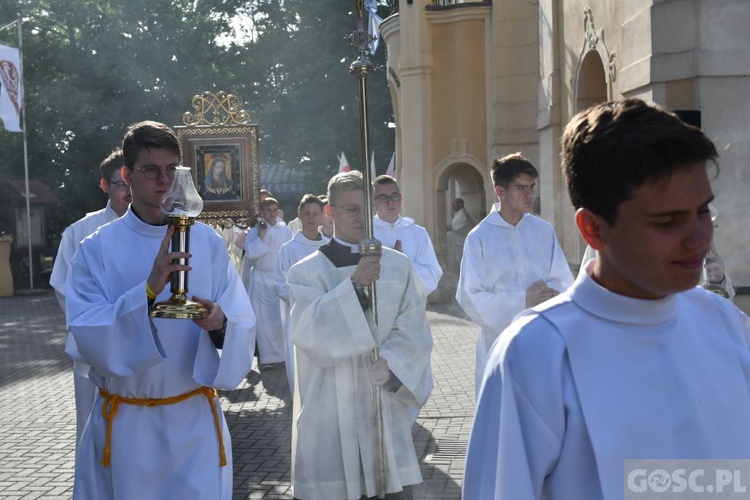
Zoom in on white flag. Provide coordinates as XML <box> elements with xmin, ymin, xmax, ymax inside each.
<box><xmin>385</xmin><ymin>152</ymin><xmax>396</xmax><ymax>178</ymax></box>
<box><xmin>368</xmin><ymin>12</ymin><xmax>383</xmax><ymax>55</ymax></box>
<box><xmin>338</xmin><ymin>152</ymin><xmax>352</xmax><ymax>173</ymax></box>
<box><xmin>0</xmin><ymin>44</ymin><xmax>22</xmax><ymax>132</ymax></box>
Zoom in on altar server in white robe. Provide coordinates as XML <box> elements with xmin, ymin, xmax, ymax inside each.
<box><xmin>65</xmin><ymin>121</ymin><xmax>256</xmax><ymax>500</ymax></box>
<box><xmin>456</xmin><ymin>153</ymin><xmax>573</xmax><ymax>395</ymax></box>
<box><xmin>372</xmin><ymin>175</ymin><xmax>443</xmax><ymax>296</ymax></box>
<box><xmin>49</xmin><ymin>148</ymin><xmax>131</xmax><ymax>445</ymax></box>
<box><xmin>464</xmin><ymin>99</ymin><xmax>750</xmax><ymax>499</ymax></box>
<box><xmin>275</xmin><ymin>194</ymin><xmax>329</xmax><ymax>393</ymax></box>
<box><xmin>372</xmin><ymin>175</ymin><xmax>440</xmax><ymax>422</ymax></box>
<box><xmin>287</xmin><ymin>170</ymin><xmax>432</xmax><ymax>500</ymax></box>
<box><xmin>236</xmin><ymin>197</ymin><xmax>292</xmax><ymax>368</ymax></box>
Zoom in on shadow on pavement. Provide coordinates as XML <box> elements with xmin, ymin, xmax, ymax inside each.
<box><xmin>0</xmin><ymin>291</ymin><xmax>71</xmax><ymax>388</ymax></box>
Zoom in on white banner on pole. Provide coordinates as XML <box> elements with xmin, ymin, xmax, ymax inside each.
<box><xmin>0</xmin><ymin>43</ymin><xmax>22</xmax><ymax>132</ymax></box>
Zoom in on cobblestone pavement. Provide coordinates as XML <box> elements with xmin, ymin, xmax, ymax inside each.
<box><xmin>0</xmin><ymin>291</ymin><xmax>477</xmax><ymax>499</ymax></box>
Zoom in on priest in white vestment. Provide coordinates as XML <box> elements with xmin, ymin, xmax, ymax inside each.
<box><xmin>464</xmin><ymin>99</ymin><xmax>750</xmax><ymax>500</ymax></box>
<box><xmin>274</xmin><ymin>194</ymin><xmax>329</xmax><ymax>393</ymax></box>
<box><xmin>65</xmin><ymin>121</ymin><xmax>256</xmax><ymax>500</ymax></box>
<box><xmin>456</xmin><ymin>153</ymin><xmax>573</xmax><ymax>395</ymax></box>
<box><xmin>49</xmin><ymin>148</ymin><xmax>131</xmax><ymax>446</ymax></box>
<box><xmin>287</xmin><ymin>171</ymin><xmax>432</xmax><ymax>500</ymax></box>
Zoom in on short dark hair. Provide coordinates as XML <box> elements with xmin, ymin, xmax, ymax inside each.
<box><xmin>561</xmin><ymin>98</ymin><xmax>718</xmax><ymax>225</ymax></box>
<box><xmin>99</xmin><ymin>148</ymin><xmax>123</xmax><ymax>182</ymax></box>
<box><xmin>491</xmin><ymin>153</ymin><xmax>539</xmax><ymax>188</ymax></box>
<box><xmin>372</xmin><ymin>175</ymin><xmax>398</xmax><ymax>188</ymax></box>
<box><xmin>122</xmin><ymin>121</ymin><xmax>180</xmax><ymax>168</ymax></box>
<box><xmin>260</xmin><ymin>198</ymin><xmax>279</xmax><ymax>211</ymax></box>
<box><xmin>298</xmin><ymin>194</ymin><xmax>324</xmax><ymax>213</ymax></box>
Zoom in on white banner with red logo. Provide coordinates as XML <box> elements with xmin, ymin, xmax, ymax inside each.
<box><xmin>0</xmin><ymin>43</ymin><xmax>22</xmax><ymax>132</ymax></box>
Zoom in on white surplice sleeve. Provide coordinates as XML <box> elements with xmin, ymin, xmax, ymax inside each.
<box><xmin>547</xmin><ymin>236</ymin><xmax>575</xmax><ymax>293</ymax></box>
<box><xmin>65</xmin><ymin>239</ymin><xmax>165</xmax><ymax>378</ymax></box>
<box><xmin>49</xmin><ymin>224</ymin><xmax>77</xmax><ymax>309</ymax></box>
<box><xmin>464</xmin><ymin>316</ymin><xmax>566</xmax><ymax>500</ymax></box>
<box><xmin>288</xmin><ymin>264</ymin><xmax>378</xmax><ymax>368</ymax></box>
<box><xmin>410</xmin><ymin>229</ymin><xmax>443</xmax><ymax>296</ymax></box>
<box><xmin>456</xmin><ymin>232</ymin><xmax>525</xmax><ymax>335</ymax></box>
<box><xmin>375</xmin><ymin>263</ymin><xmax>433</xmax><ymax>407</ymax></box>
<box><xmin>195</xmin><ymin>244</ymin><xmax>256</xmax><ymax>390</ymax></box>
<box><xmin>274</xmin><ymin>245</ymin><xmax>293</xmax><ymax>304</ymax></box>
<box><xmin>243</xmin><ymin>226</ymin><xmax>269</xmax><ymax>264</ymax></box>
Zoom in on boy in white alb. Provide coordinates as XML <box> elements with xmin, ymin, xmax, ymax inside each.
<box><xmin>237</xmin><ymin>197</ymin><xmax>293</xmax><ymax>368</ymax></box>
<box><xmin>66</xmin><ymin>121</ymin><xmax>256</xmax><ymax>500</ymax></box>
<box><xmin>456</xmin><ymin>153</ymin><xmax>573</xmax><ymax>395</ymax></box>
<box><xmin>372</xmin><ymin>175</ymin><xmax>440</xmax><ymax>421</ymax></box>
<box><xmin>464</xmin><ymin>99</ymin><xmax>750</xmax><ymax>499</ymax></box>
<box><xmin>372</xmin><ymin>175</ymin><xmax>443</xmax><ymax>296</ymax></box>
<box><xmin>49</xmin><ymin>148</ymin><xmax>131</xmax><ymax>446</ymax></box>
<box><xmin>275</xmin><ymin>194</ymin><xmax>329</xmax><ymax>392</ymax></box>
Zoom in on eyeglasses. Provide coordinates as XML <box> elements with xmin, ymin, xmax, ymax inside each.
<box><xmin>135</xmin><ymin>165</ymin><xmax>178</xmax><ymax>180</ymax></box>
<box><xmin>108</xmin><ymin>180</ymin><xmax>130</xmax><ymax>190</ymax></box>
<box><xmin>375</xmin><ymin>193</ymin><xmax>402</xmax><ymax>204</ymax></box>
<box><xmin>331</xmin><ymin>204</ymin><xmax>362</xmax><ymax>217</ymax></box>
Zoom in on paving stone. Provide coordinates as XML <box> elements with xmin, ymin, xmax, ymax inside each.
<box><xmin>0</xmin><ymin>291</ymin><xmax>477</xmax><ymax>499</ymax></box>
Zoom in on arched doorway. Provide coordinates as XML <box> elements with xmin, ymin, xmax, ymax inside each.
<box><xmin>435</xmin><ymin>162</ymin><xmax>486</xmax><ymax>298</ymax></box>
<box><xmin>571</xmin><ymin>49</ymin><xmax>608</xmax><ymax>266</ymax></box>
<box><xmin>576</xmin><ymin>51</ymin><xmax>608</xmax><ymax>112</ymax></box>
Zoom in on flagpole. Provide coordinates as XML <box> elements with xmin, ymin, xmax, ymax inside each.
<box><xmin>0</xmin><ymin>22</ymin><xmax>15</xmax><ymax>33</ymax></box>
<box><xmin>1</xmin><ymin>18</ymin><xmax>31</xmax><ymax>289</ymax></box>
<box><xmin>350</xmin><ymin>2</ymin><xmax>386</xmax><ymax>498</ymax></box>
<box><xmin>17</xmin><ymin>17</ymin><xmax>33</xmax><ymax>290</ymax></box>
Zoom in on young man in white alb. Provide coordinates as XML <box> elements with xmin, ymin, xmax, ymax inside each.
<box><xmin>275</xmin><ymin>194</ymin><xmax>329</xmax><ymax>392</ymax></box>
<box><xmin>456</xmin><ymin>153</ymin><xmax>573</xmax><ymax>395</ymax></box>
<box><xmin>464</xmin><ymin>99</ymin><xmax>750</xmax><ymax>499</ymax></box>
<box><xmin>65</xmin><ymin>120</ymin><xmax>255</xmax><ymax>499</ymax></box>
<box><xmin>49</xmin><ymin>148</ymin><xmax>131</xmax><ymax>446</ymax></box>
<box><xmin>238</xmin><ymin>197</ymin><xmax>293</xmax><ymax>369</ymax></box>
<box><xmin>372</xmin><ymin>175</ymin><xmax>443</xmax><ymax>296</ymax></box>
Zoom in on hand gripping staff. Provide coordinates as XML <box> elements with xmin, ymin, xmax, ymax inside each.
<box><xmin>350</xmin><ymin>1</ymin><xmax>386</xmax><ymax>497</ymax></box>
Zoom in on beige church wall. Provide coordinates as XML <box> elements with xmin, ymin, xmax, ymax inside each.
<box><xmin>560</xmin><ymin>1</ymin><xmax>624</xmax><ymax>112</ymax></box>
<box><xmin>489</xmin><ymin>0</ymin><xmax>541</xmax><ymax>218</ymax></box>
<box><xmin>623</xmin><ymin>1</ymin><xmax>750</xmax><ymax>291</ymax></box>
<box><xmin>563</xmin><ymin>0</ymin><xmax>750</xmax><ymax>295</ymax></box>
<box><xmin>430</xmin><ymin>20</ymin><xmax>487</xmax><ymax>171</ymax></box>
<box><xmin>698</xmin><ymin>77</ymin><xmax>750</xmax><ymax>288</ymax></box>
<box><xmin>693</xmin><ymin>1</ymin><xmax>750</xmax><ymax>289</ymax></box>
<box><xmin>554</xmin><ymin>0</ymin><xmax>624</xmax><ymax>263</ymax></box>
<box><xmin>428</xmin><ymin>17</ymin><xmax>488</xmax><ymax>250</ymax></box>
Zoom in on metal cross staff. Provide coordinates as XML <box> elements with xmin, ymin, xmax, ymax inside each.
<box><xmin>349</xmin><ymin>1</ymin><xmax>386</xmax><ymax>498</ymax></box>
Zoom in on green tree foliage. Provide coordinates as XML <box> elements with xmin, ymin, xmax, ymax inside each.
<box><xmin>0</xmin><ymin>0</ymin><xmax>395</xmax><ymax>236</ymax></box>
<box><xmin>227</xmin><ymin>0</ymin><xmax>395</xmax><ymax>193</ymax></box>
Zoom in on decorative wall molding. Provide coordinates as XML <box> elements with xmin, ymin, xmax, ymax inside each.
<box><xmin>571</xmin><ymin>7</ymin><xmax>616</xmax><ymax>90</ymax></box>
<box><xmin>451</xmin><ymin>137</ymin><xmax>468</xmax><ymax>157</ymax></box>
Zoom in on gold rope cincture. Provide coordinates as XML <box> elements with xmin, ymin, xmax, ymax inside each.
<box><xmin>98</xmin><ymin>386</ymin><xmax>227</xmax><ymax>467</ymax></box>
